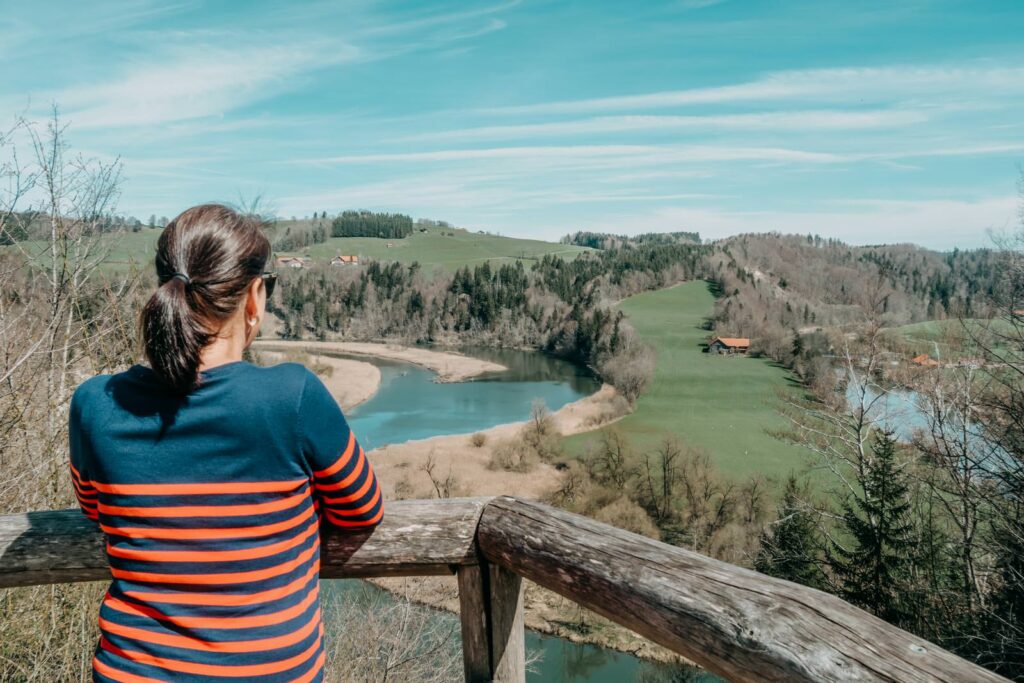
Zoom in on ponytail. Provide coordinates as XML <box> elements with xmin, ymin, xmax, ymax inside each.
<box><xmin>139</xmin><ymin>204</ymin><xmax>270</xmax><ymax>394</ymax></box>
<box><xmin>140</xmin><ymin>276</ymin><xmax>211</xmax><ymax>394</ymax></box>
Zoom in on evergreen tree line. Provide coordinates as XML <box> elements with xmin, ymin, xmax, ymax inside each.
<box><xmin>331</xmin><ymin>210</ymin><xmax>413</xmax><ymax>239</ymax></box>
<box><xmin>561</xmin><ymin>230</ymin><xmax>701</xmax><ymax>250</ymax></box>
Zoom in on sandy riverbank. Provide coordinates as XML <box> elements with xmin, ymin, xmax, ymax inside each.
<box><xmin>252</xmin><ymin>340</ymin><xmax>506</xmax><ymax>382</ymax></box>
<box><xmin>368</xmin><ymin>382</ymin><xmax>622</xmax><ymax>499</ymax></box>
<box><xmin>253</xmin><ymin>349</ymin><xmax>381</xmax><ymax>411</ymax></box>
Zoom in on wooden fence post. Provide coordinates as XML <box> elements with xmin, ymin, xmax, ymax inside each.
<box><xmin>487</xmin><ymin>563</ymin><xmax>525</xmax><ymax>682</ymax></box>
<box><xmin>457</xmin><ymin>564</ymin><xmax>491</xmax><ymax>682</ymax></box>
<box><xmin>457</xmin><ymin>562</ymin><xmax>525</xmax><ymax>683</ymax></box>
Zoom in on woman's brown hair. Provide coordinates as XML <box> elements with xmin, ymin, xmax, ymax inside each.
<box><xmin>140</xmin><ymin>204</ymin><xmax>271</xmax><ymax>394</ymax></box>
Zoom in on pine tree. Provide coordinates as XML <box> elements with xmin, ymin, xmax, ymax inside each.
<box><xmin>831</xmin><ymin>428</ymin><xmax>915</xmax><ymax>625</ymax></box>
<box><xmin>755</xmin><ymin>474</ymin><xmax>825</xmax><ymax>589</ymax></box>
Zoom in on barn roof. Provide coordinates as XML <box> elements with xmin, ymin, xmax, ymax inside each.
<box><xmin>711</xmin><ymin>337</ymin><xmax>750</xmax><ymax>348</ymax></box>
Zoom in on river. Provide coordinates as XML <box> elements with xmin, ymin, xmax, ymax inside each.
<box><xmin>318</xmin><ymin>347</ymin><xmax>718</xmax><ymax>682</ymax></box>
<box><xmin>345</xmin><ymin>347</ymin><xmax>599</xmax><ymax>450</ymax></box>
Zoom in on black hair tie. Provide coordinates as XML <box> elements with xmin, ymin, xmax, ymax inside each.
<box><xmin>170</xmin><ymin>272</ymin><xmax>191</xmax><ymax>285</ymax></box>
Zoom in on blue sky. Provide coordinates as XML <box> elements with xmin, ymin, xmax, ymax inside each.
<box><xmin>2</xmin><ymin>0</ymin><xmax>1022</xmax><ymax>249</ymax></box>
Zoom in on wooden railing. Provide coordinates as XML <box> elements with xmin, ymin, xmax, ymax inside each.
<box><xmin>0</xmin><ymin>496</ymin><xmax>1008</xmax><ymax>682</ymax></box>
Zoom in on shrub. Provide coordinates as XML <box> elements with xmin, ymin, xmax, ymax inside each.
<box><xmin>488</xmin><ymin>439</ymin><xmax>538</xmax><ymax>473</ymax></box>
<box><xmin>470</xmin><ymin>432</ymin><xmax>487</xmax><ymax>448</ymax></box>
<box><xmin>523</xmin><ymin>400</ymin><xmax>562</xmax><ymax>461</ymax></box>
<box><xmin>598</xmin><ymin>343</ymin><xmax>656</xmax><ymax>404</ymax></box>
<box><xmin>594</xmin><ymin>497</ymin><xmax>660</xmax><ymax>539</ymax></box>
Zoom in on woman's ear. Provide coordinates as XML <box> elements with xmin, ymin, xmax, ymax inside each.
<box><xmin>245</xmin><ymin>277</ymin><xmax>264</xmax><ymax>322</ymax></box>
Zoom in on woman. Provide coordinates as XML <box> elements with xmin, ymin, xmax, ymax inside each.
<box><xmin>69</xmin><ymin>204</ymin><xmax>382</xmax><ymax>682</ymax></box>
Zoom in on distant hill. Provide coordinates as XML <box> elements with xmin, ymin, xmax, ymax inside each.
<box><xmin>273</xmin><ymin>220</ymin><xmax>592</xmax><ymax>272</ymax></box>
<box><xmin>6</xmin><ymin>221</ymin><xmax>592</xmax><ymax>275</ymax></box>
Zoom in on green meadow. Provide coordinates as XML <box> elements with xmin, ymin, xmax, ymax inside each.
<box><xmin>565</xmin><ymin>280</ymin><xmax>807</xmax><ymax>482</ymax></box>
<box><xmin>887</xmin><ymin>318</ymin><xmax>1009</xmax><ymax>361</ymax></box>
<box><xmin>11</xmin><ymin>228</ymin><xmax>162</xmax><ymax>276</ymax></box>
<box><xmin>277</xmin><ymin>223</ymin><xmax>592</xmax><ymax>272</ymax></box>
<box><xmin>10</xmin><ymin>223</ymin><xmax>591</xmax><ymax>275</ymax></box>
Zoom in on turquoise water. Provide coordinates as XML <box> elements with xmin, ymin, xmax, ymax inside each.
<box><xmin>322</xmin><ymin>348</ymin><xmax>718</xmax><ymax>682</ymax></box>
<box><xmin>343</xmin><ymin>347</ymin><xmax>599</xmax><ymax>450</ymax></box>
<box><xmin>527</xmin><ymin>632</ymin><xmax>716</xmax><ymax>682</ymax></box>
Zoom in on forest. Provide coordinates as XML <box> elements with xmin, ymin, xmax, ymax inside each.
<box><xmin>269</xmin><ymin>242</ymin><xmax>710</xmax><ymax>403</ymax></box>
<box><xmin>331</xmin><ymin>210</ymin><xmax>414</xmax><ymax>239</ymax></box>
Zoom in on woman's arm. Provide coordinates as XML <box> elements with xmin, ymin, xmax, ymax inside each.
<box><xmin>299</xmin><ymin>370</ymin><xmax>383</xmax><ymax>530</ymax></box>
<box><xmin>68</xmin><ymin>390</ymin><xmax>99</xmax><ymax>521</ymax></box>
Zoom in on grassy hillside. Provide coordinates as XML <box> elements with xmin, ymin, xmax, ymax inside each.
<box><xmin>276</xmin><ymin>223</ymin><xmax>591</xmax><ymax>272</ymax></box>
<box><xmin>10</xmin><ymin>223</ymin><xmax>591</xmax><ymax>274</ymax></box>
<box><xmin>11</xmin><ymin>228</ymin><xmax>162</xmax><ymax>275</ymax></box>
<box><xmin>886</xmin><ymin>318</ymin><xmax>1009</xmax><ymax>361</ymax></box>
<box><xmin>564</xmin><ymin>281</ymin><xmax>806</xmax><ymax>481</ymax></box>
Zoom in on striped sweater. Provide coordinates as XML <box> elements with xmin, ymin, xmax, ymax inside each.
<box><xmin>69</xmin><ymin>361</ymin><xmax>382</xmax><ymax>683</ymax></box>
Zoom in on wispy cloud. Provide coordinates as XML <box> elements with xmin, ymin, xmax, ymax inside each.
<box><xmin>295</xmin><ymin>144</ymin><xmax>847</xmax><ymax>166</ymax></box>
<box><xmin>403</xmin><ymin>109</ymin><xmax>929</xmax><ymax>142</ymax></box>
<box><xmin>675</xmin><ymin>0</ymin><xmax>732</xmax><ymax>9</ymax></box>
<box><xmin>479</xmin><ymin>64</ymin><xmax>1024</xmax><ymax>115</ymax></box>
<box><xmin>52</xmin><ymin>39</ymin><xmax>358</xmax><ymax>129</ymax></box>
<box><xmin>361</xmin><ymin>1</ymin><xmax>520</xmax><ymax>36</ymax></box>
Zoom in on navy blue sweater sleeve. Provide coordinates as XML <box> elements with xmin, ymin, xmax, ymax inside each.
<box><xmin>68</xmin><ymin>385</ymin><xmax>99</xmax><ymax>521</ymax></box>
<box><xmin>298</xmin><ymin>369</ymin><xmax>383</xmax><ymax>529</ymax></box>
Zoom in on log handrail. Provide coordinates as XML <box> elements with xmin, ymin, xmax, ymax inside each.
<box><xmin>0</xmin><ymin>496</ymin><xmax>1008</xmax><ymax>683</ymax></box>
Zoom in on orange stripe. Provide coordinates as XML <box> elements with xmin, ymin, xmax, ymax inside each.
<box><xmin>328</xmin><ymin>485</ymin><xmax>381</xmax><ymax>518</ymax></box>
<box><xmin>124</xmin><ymin>562</ymin><xmax>319</xmax><ymax>606</ymax></box>
<box><xmin>101</xmin><ymin>504</ymin><xmax>315</xmax><ymax>540</ymax></box>
<box><xmin>91</xmin><ymin>479</ymin><xmax>308</xmax><ymax>495</ymax></box>
<box><xmin>104</xmin><ymin>584</ymin><xmax>319</xmax><ymax>630</ymax></box>
<box><xmin>92</xmin><ymin>657</ymin><xmax>168</xmax><ymax>683</ymax></box>
<box><xmin>324</xmin><ymin>503</ymin><xmax>383</xmax><ymax>528</ymax></box>
<box><xmin>98</xmin><ymin>607</ymin><xmax>320</xmax><ymax>653</ymax></box>
<box><xmin>322</xmin><ymin>466</ymin><xmax>375</xmax><ymax>505</ymax></box>
<box><xmin>73</xmin><ymin>477</ymin><xmax>97</xmax><ymax>497</ymax></box>
<box><xmin>107</xmin><ymin>519</ymin><xmax>319</xmax><ymax>563</ymax></box>
<box><xmin>313</xmin><ymin>447</ymin><xmax>366</xmax><ymax>491</ymax></box>
<box><xmin>99</xmin><ymin>628</ymin><xmax>322</xmax><ymax>677</ymax></box>
<box><xmin>312</xmin><ymin>432</ymin><xmax>355</xmax><ymax>478</ymax></box>
<box><xmin>99</xmin><ymin>492</ymin><xmax>308</xmax><ymax>518</ymax></box>
<box><xmin>110</xmin><ymin>539</ymin><xmax>319</xmax><ymax>585</ymax></box>
<box><xmin>70</xmin><ymin>462</ymin><xmax>92</xmax><ymax>485</ymax></box>
<box><xmin>288</xmin><ymin>650</ymin><xmax>325</xmax><ymax>683</ymax></box>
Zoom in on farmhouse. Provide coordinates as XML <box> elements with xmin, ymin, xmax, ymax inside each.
<box><xmin>709</xmin><ymin>337</ymin><xmax>750</xmax><ymax>355</ymax></box>
<box><xmin>275</xmin><ymin>256</ymin><xmax>310</xmax><ymax>269</ymax></box>
<box><xmin>911</xmin><ymin>353</ymin><xmax>941</xmax><ymax>367</ymax></box>
<box><xmin>330</xmin><ymin>254</ymin><xmax>360</xmax><ymax>266</ymax></box>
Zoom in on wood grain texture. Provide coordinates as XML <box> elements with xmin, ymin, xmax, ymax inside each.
<box><xmin>476</xmin><ymin>496</ymin><xmax>1008</xmax><ymax>683</ymax></box>
<box><xmin>488</xmin><ymin>562</ymin><xmax>525</xmax><ymax>683</ymax></box>
<box><xmin>0</xmin><ymin>497</ymin><xmax>492</xmax><ymax>589</ymax></box>
<box><xmin>0</xmin><ymin>495</ymin><xmax>1006</xmax><ymax>682</ymax></box>
<box><xmin>457</xmin><ymin>564</ymin><xmax>491</xmax><ymax>683</ymax></box>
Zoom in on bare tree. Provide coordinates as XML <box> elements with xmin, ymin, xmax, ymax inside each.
<box><xmin>0</xmin><ymin>111</ymin><xmax>139</xmax><ymax>682</ymax></box>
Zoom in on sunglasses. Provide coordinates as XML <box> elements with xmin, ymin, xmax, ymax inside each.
<box><xmin>261</xmin><ymin>271</ymin><xmax>278</xmax><ymax>298</ymax></box>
